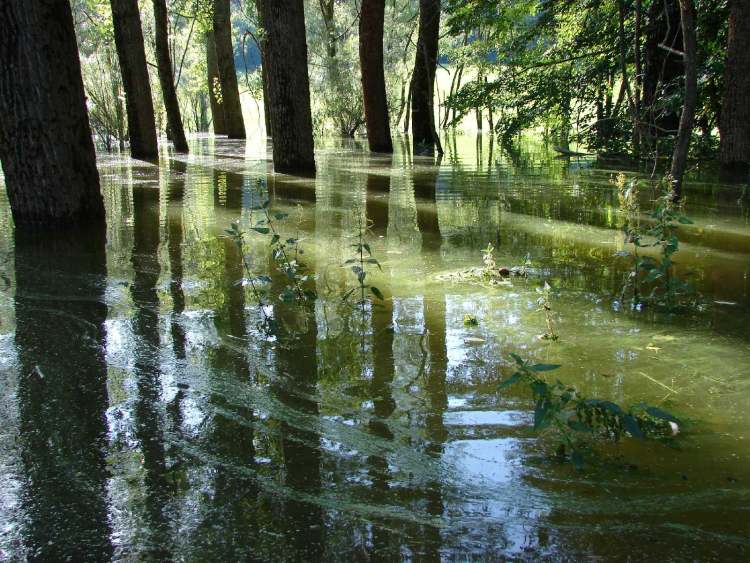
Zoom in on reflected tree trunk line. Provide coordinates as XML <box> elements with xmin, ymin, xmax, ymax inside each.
<box><xmin>130</xmin><ymin>184</ymin><xmax>175</xmax><ymax>558</ymax></box>
<box><xmin>15</xmin><ymin>229</ymin><xmax>112</xmax><ymax>561</ymax></box>
<box><xmin>420</xmin><ymin>291</ymin><xmax>448</xmax><ymax>561</ymax></box>
<box><xmin>367</xmin><ymin>292</ymin><xmax>400</xmax><ymax>559</ymax></box>
<box><xmin>167</xmin><ymin>160</ymin><xmax>188</xmax><ymax>361</ymax></box>
<box><xmin>365</xmin><ymin>155</ymin><xmax>393</xmax><ymax>235</ymax></box>
<box><xmin>268</xmin><ymin>230</ymin><xmax>324</xmax><ymax>558</ymax></box>
<box><xmin>414</xmin><ymin>167</ymin><xmax>442</xmax><ymax>252</ymax></box>
<box><xmin>194</xmin><ymin>230</ymin><xmax>259</xmax><ymax>558</ymax></box>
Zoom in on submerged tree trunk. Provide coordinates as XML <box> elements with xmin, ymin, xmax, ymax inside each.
<box><xmin>152</xmin><ymin>0</ymin><xmax>188</xmax><ymax>153</ymax></box>
<box><xmin>206</xmin><ymin>31</ymin><xmax>227</xmax><ymax>135</ymax></box>
<box><xmin>213</xmin><ymin>0</ymin><xmax>246</xmax><ymax>139</ymax></box>
<box><xmin>669</xmin><ymin>0</ymin><xmax>697</xmax><ymax>200</ymax></box>
<box><xmin>410</xmin><ymin>0</ymin><xmax>441</xmax><ymax>155</ymax></box>
<box><xmin>359</xmin><ymin>0</ymin><xmax>393</xmax><ymax>153</ymax></box>
<box><xmin>0</xmin><ymin>0</ymin><xmax>105</xmax><ymax>229</ymax></box>
<box><xmin>110</xmin><ymin>0</ymin><xmax>158</xmax><ymax>159</ymax></box>
<box><xmin>259</xmin><ymin>0</ymin><xmax>316</xmax><ymax>173</ymax></box>
<box><xmin>718</xmin><ymin>0</ymin><xmax>750</xmax><ymax>178</ymax></box>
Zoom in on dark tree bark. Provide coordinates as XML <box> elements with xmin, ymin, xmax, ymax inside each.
<box><xmin>110</xmin><ymin>0</ymin><xmax>159</xmax><ymax>159</ymax></box>
<box><xmin>410</xmin><ymin>0</ymin><xmax>441</xmax><ymax>156</ymax></box>
<box><xmin>213</xmin><ymin>0</ymin><xmax>246</xmax><ymax>139</ymax></box>
<box><xmin>152</xmin><ymin>0</ymin><xmax>189</xmax><ymax>152</ymax></box>
<box><xmin>718</xmin><ymin>0</ymin><xmax>750</xmax><ymax>178</ymax></box>
<box><xmin>259</xmin><ymin>0</ymin><xmax>316</xmax><ymax>173</ymax></box>
<box><xmin>254</xmin><ymin>0</ymin><xmax>272</xmax><ymax>135</ymax></box>
<box><xmin>642</xmin><ymin>0</ymin><xmax>684</xmax><ymax>140</ymax></box>
<box><xmin>206</xmin><ymin>31</ymin><xmax>227</xmax><ymax>135</ymax></box>
<box><xmin>359</xmin><ymin>0</ymin><xmax>393</xmax><ymax>153</ymax></box>
<box><xmin>0</xmin><ymin>0</ymin><xmax>105</xmax><ymax>230</ymax></box>
<box><xmin>669</xmin><ymin>0</ymin><xmax>697</xmax><ymax>200</ymax></box>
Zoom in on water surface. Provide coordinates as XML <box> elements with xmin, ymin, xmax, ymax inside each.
<box><xmin>0</xmin><ymin>134</ymin><xmax>749</xmax><ymax>560</ymax></box>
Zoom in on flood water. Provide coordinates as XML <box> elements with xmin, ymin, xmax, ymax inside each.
<box><xmin>0</xmin><ymin>134</ymin><xmax>749</xmax><ymax>560</ymax></box>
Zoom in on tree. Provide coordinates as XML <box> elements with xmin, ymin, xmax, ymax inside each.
<box><xmin>359</xmin><ymin>0</ymin><xmax>393</xmax><ymax>153</ymax></box>
<box><xmin>110</xmin><ymin>0</ymin><xmax>158</xmax><ymax>159</ymax></box>
<box><xmin>0</xmin><ymin>0</ymin><xmax>105</xmax><ymax>230</ymax></box>
<box><xmin>206</xmin><ymin>30</ymin><xmax>228</xmax><ymax>135</ymax></box>
<box><xmin>213</xmin><ymin>0</ymin><xmax>246</xmax><ymax>139</ymax></box>
<box><xmin>411</xmin><ymin>0</ymin><xmax>441</xmax><ymax>155</ymax></box>
<box><xmin>669</xmin><ymin>0</ymin><xmax>697</xmax><ymax>200</ymax></box>
<box><xmin>259</xmin><ymin>0</ymin><xmax>316</xmax><ymax>173</ymax></box>
<box><xmin>152</xmin><ymin>0</ymin><xmax>189</xmax><ymax>153</ymax></box>
<box><xmin>718</xmin><ymin>0</ymin><xmax>750</xmax><ymax>178</ymax></box>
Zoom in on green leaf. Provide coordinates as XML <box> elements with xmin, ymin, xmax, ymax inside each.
<box><xmin>274</xmin><ymin>212</ymin><xmax>288</xmax><ymax>220</ymax></box>
<box><xmin>252</xmin><ymin>227</ymin><xmax>270</xmax><ymax>234</ymax></box>
<box><xmin>677</xmin><ymin>216</ymin><xmax>693</xmax><ymax>224</ymax></box>
<box><xmin>509</xmin><ymin>353</ymin><xmax>524</xmax><ymax>366</ymax></box>
<box><xmin>645</xmin><ymin>406</ymin><xmax>680</xmax><ymax>424</ymax></box>
<box><xmin>270</xmin><ymin>234</ymin><xmax>280</xmax><ymax>245</ymax></box>
<box><xmin>342</xmin><ymin>287</ymin><xmax>356</xmax><ymax>302</ymax></box>
<box><xmin>370</xmin><ymin>286</ymin><xmax>384</xmax><ymax>300</ymax></box>
<box><xmin>621</xmin><ymin>414</ymin><xmax>644</xmax><ymax>439</ymax></box>
<box><xmin>363</xmin><ymin>243</ymin><xmax>371</xmax><ymax>255</ymax></box>
<box><xmin>530</xmin><ymin>363</ymin><xmax>561</xmax><ymax>372</ymax></box>
<box><xmin>498</xmin><ymin>372</ymin><xmax>523</xmax><ymax>390</ymax></box>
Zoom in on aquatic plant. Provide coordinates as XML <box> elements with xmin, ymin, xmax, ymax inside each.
<box><xmin>615</xmin><ymin>174</ymin><xmax>697</xmax><ymax>311</ymax></box>
<box><xmin>500</xmin><ymin>354</ymin><xmax>681</xmax><ymax>468</ymax></box>
<box><xmin>536</xmin><ymin>282</ymin><xmax>559</xmax><ymax>341</ymax></box>
<box><xmin>224</xmin><ymin>220</ymin><xmax>277</xmax><ymax>334</ymax></box>
<box><xmin>247</xmin><ymin>181</ymin><xmax>317</xmax><ymax>305</ymax></box>
<box><xmin>342</xmin><ymin>210</ymin><xmax>384</xmax><ymax>311</ymax></box>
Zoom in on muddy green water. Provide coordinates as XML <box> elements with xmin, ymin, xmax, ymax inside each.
<box><xmin>0</xmin><ymin>135</ymin><xmax>749</xmax><ymax>560</ymax></box>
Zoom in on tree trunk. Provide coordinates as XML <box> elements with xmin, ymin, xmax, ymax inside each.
<box><xmin>152</xmin><ymin>0</ymin><xmax>189</xmax><ymax>152</ymax></box>
<box><xmin>0</xmin><ymin>0</ymin><xmax>105</xmax><ymax>230</ymax></box>
<box><xmin>643</xmin><ymin>0</ymin><xmax>683</xmax><ymax>141</ymax></box>
<box><xmin>110</xmin><ymin>0</ymin><xmax>158</xmax><ymax>159</ymax></box>
<box><xmin>669</xmin><ymin>0</ymin><xmax>697</xmax><ymax>200</ymax></box>
<box><xmin>259</xmin><ymin>0</ymin><xmax>316</xmax><ymax>173</ymax></box>
<box><xmin>718</xmin><ymin>0</ymin><xmax>750</xmax><ymax>178</ymax></box>
<box><xmin>410</xmin><ymin>0</ymin><xmax>441</xmax><ymax>155</ymax></box>
<box><xmin>213</xmin><ymin>0</ymin><xmax>246</xmax><ymax>139</ymax></box>
<box><xmin>206</xmin><ymin>31</ymin><xmax>227</xmax><ymax>135</ymax></box>
<box><xmin>359</xmin><ymin>0</ymin><xmax>393</xmax><ymax>153</ymax></box>
<box><xmin>254</xmin><ymin>0</ymin><xmax>272</xmax><ymax>136</ymax></box>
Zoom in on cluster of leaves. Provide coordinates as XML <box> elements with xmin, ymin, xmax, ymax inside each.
<box><xmin>342</xmin><ymin>213</ymin><xmax>384</xmax><ymax>311</ymax></box>
<box><xmin>500</xmin><ymin>354</ymin><xmax>681</xmax><ymax>468</ymax></box>
<box><xmin>536</xmin><ymin>282</ymin><xmax>559</xmax><ymax>341</ymax></box>
<box><xmin>615</xmin><ymin>175</ymin><xmax>698</xmax><ymax>311</ymax></box>
<box><xmin>224</xmin><ymin>182</ymin><xmax>316</xmax><ymax>332</ymax></box>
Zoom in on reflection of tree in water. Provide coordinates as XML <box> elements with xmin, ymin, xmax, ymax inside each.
<box><xmin>130</xmin><ymin>184</ymin><xmax>175</xmax><ymax>558</ymax></box>
<box><xmin>15</xmin><ymin>228</ymin><xmax>112</xmax><ymax>560</ymax></box>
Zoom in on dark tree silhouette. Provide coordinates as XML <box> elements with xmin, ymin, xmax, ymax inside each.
<box><xmin>0</xmin><ymin>0</ymin><xmax>105</xmax><ymax>229</ymax></box>
<box><xmin>206</xmin><ymin>31</ymin><xmax>228</xmax><ymax>135</ymax></box>
<box><xmin>152</xmin><ymin>0</ymin><xmax>189</xmax><ymax>153</ymax></box>
<box><xmin>410</xmin><ymin>0</ymin><xmax>441</xmax><ymax>155</ymax></box>
<box><xmin>718</xmin><ymin>0</ymin><xmax>750</xmax><ymax>178</ymax></box>
<box><xmin>360</xmin><ymin>0</ymin><xmax>393</xmax><ymax>153</ymax></box>
<box><xmin>213</xmin><ymin>0</ymin><xmax>246</xmax><ymax>139</ymax></box>
<box><xmin>110</xmin><ymin>0</ymin><xmax>159</xmax><ymax>159</ymax></box>
<box><xmin>259</xmin><ymin>0</ymin><xmax>316</xmax><ymax>173</ymax></box>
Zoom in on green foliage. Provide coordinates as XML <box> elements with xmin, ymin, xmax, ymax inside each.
<box><xmin>342</xmin><ymin>211</ymin><xmax>384</xmax><ymax>312</ymax></box>
<box><xmin>615</xmin><ymin>174</ymin><xmax>698</xmax><ymax>311</ymax></box>
<box><xmin>500</xmin><ymin>354</ymin><xmax>681</xmax><ymax>468</ymax></box>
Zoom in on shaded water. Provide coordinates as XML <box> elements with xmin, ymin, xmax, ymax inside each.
<box><xmin>0</xmin><ymin>134</ymin><xmax>749</xmax><ymax>560</ymax></box>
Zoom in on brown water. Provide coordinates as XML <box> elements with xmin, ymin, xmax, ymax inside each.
<box><xmin>0</xmin><ymin>134</ymin><xmax>749</xmax><ymax>560</ymax></box>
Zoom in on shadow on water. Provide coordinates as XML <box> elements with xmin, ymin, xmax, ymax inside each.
<box><xmin>14</xmin><ymin>227</ymin><xmax>112</xmax><ymax>560</ymax></box>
